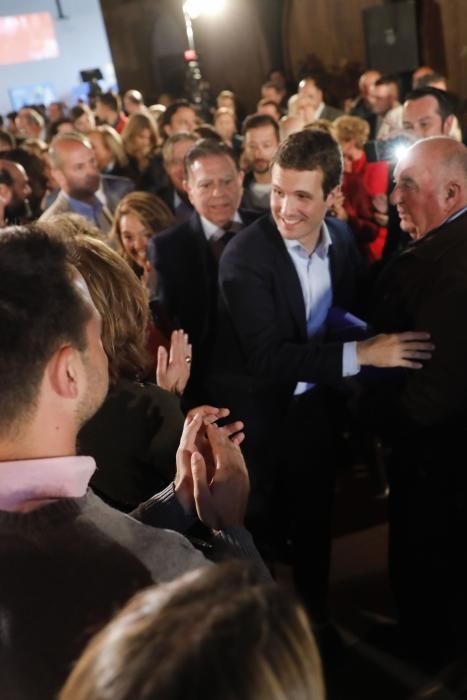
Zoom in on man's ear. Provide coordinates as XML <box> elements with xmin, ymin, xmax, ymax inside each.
<box><xmin>0</xmin><ymin>182</ymin><xmax>12</xmax><ymax>206</ymax></box>
<box><xmin>445</xmin><ymin>180</ymin><xmax>461</xmax><ymax>211</ymax></box>
<box><xmin>237</xmin><ymin>169</ymin><xmax>245</xmax><ymax>187</ymax></box>
<box><xmin>325</xmin><ymin>185</ymin><xmax>340</xmax><ymax>209</ymax></box>
<box><xmin>443</xmin><ymin>114</ymin><xmax>454</xmax><ymax>136</ymax></box>
<box><xmin>51</xmin><ymin>167</ymin><xmax>66</xmax><ymax>191</ymax></box>
<box><xmin>46</xmin><ymin>346</ymin><xmax>81</xmax><ymax>400</ymax></box>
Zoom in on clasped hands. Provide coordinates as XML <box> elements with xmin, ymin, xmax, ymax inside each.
<box><xmin>174</xmin><ymin>406</ymin><xmax>249</xmax><ymax>531</ymax></box>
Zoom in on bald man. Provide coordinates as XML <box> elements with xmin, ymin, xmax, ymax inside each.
<box><xmin>40</xmin><ymin>133</ymin><xmax>132</xmax><ymax>233</ymax></box>
<box><xmin>368</xmin><ymin>137</ymin><xmax>467</xmax><ymax>667</ymax></box>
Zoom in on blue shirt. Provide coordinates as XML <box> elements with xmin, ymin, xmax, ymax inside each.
<box><xmin>284</xmin><ymin>222</ymin><xmax>359</xmax><ymax>394</ymax></box>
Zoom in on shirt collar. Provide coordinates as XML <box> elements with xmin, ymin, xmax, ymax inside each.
<box><xmin>0</xmin><ymin>456</ymin><xmax>96</xmax><ymax>512</ymax></box>
<box><xmin>200</xmin><ymin>210</ymin><xmax>242</xmax><ymax>241</ymax></box>
<box><xmin>64</xmin><ymin>192</ymin><xmax>103</xmax><ymax>217</ymax></box>
<box><xmin>315</xmin><ymin>102</ymin><xmax>325</xmax><ymax>119</ymax></box>
<box><xmin>283</xmin><ymin>220</ymin><xmax>332</xmax><ymax>259</ymax></box>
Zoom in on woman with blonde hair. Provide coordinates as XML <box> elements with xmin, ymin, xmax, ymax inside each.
<box><xmin>87</xmin><ymin>125</ymin><xmax>130</xmax><ymax>177</ymax></box>
<box><xmin>121</xmin><ymin>112</ymin><xmax>166</xmax><ymax>192</ymax></box>
<box><xmin>333</xmin><ymin>114</ymin><xmax>389</xmax><ymax>262</ymax></box>
<box><xmin>63</xmin><ymin>232</ymin><xmax>191</xmax><ymax>510</ymax></box>
<box><xmin>111</xmin><ymin>190</ymin><xmax>174</xmax><ymax>297</ymax></box>
<box><xmin>60</xmin><ymin>562</ymin><xmax>325</xmax><ymax>700</ymax></box>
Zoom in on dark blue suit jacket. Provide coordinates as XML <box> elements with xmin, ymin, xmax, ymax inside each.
<box><xmin>148</xmin><ymin>209</ymin><xmax>259</xmax><ymax>400</ymax></box>
<box><xmin>206</xmin><ymin>214</ymin><xmax>362</xmax><ymax>429</ymax></box>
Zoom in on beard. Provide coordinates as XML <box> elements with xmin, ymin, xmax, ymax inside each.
<box><xmin>252</xmin><ymin>159</ymin><xmax>270</xmax><ymax>174</ymax></box>
<box><xmin>68</xmin><ymin>175</ymin><xmax>101</xmax><ymax>201</ymax></box>
<box><xmin>4</xmin><ymin>198</ymin><xmax>32</xmax><ymax>224</ymax></box>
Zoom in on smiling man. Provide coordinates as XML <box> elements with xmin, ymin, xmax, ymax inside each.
<box><xmin>369</xmin><ymin>137</ymin><xmax>467</xmax><ymax>665</ymax></box>
<box><xmin>208</xmin><ymin>129</ymin><xmax>433</xmax><ymax>626</ymax></box>
<box><xmin>150</xmin><ymin>139</ymin><xmax>259</xmax><ymax>404</ymax></box>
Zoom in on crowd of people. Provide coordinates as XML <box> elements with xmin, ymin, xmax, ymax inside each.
<box><xmin>1</xmin><ymin>64</ymin><xmax>467</xmax><ymax>699</ymax></box>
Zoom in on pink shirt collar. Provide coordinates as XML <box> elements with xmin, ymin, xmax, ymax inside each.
<box><xmin>0</xmin><ymin>456</ymin><xmax>96</xmax><ymax>511</ymax></box>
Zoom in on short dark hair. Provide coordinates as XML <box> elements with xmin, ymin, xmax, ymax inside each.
<box><xmin>271</xmin><ymin>129</ymin><xmax>342</xmax><ymax>196</ymax></box>
<box><xmin>413</xmin><ymin>71</ymin><xmax>447</xmax><ymax>89</ymax></box>
<box><xmin>184</xmin><ymin>138</ymin><xmax>238</xmax><ymax>177</ymax></box>
<box><xmin>0</xmin><ymin>167</ymin><xmax>13</xmax><ymax>187</ymax></box>
<box><xmin>0</xmin><ymin>226</ymin><xmax>91</xmax><ymax>434</ymax></box>
<box><xmin>242</xmin><ymin>113</ymin><xmax>280</xmax><ymax>140</ymax></box>
<box><xmin>0</xmin><ymin>128</ymin><xmax>15</xmax><ymax>149</ymax></box>
<box><xmin>96</xmin><ymin>91</ymin><xmax>120</xmax><ymax>113</ymax></box>
<box><xmin>374</xmin><ymin>74</ymin><xmax>400</xmax><ymax>98</ymax></box>
<box><xmin>300</xmin><ymin>74</ymin><xmax>325</xmax><ymax>92</ymax></box>
<box><xmin>160</xmin><ymin>100</ymin><xmax>196</xmax><ymax>130</ymax></box>
<box><xmin>404</xmin><ymin>87</ymin><xmax>455</xmax><ymax>123</ymax></box>
<box><xmin>261</xmin><ymin>80</ymin><xmax>283</xmax><ymax>94</ymax></box>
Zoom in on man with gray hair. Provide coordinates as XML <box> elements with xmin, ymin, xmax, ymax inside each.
<box><xmin>40</xmin><ymin>133</ymin><xmax>132</xmax><ymax>233</ymax></box>
<box><xmin>369</xmin><ymin>137</ymin><xmax>467</xmax><ymax>667</ymax></box>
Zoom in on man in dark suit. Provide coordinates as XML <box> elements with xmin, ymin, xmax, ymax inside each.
<box><xmin>149</xmin><ymin>139</ymin><xmax>259</xmax><ymax>404</ymax></box>
<box><xmin>368</xmin><ymin>137</ymin><xmax>467</xmax><ymax>667</ymax></box>
<box><xmin>209</xmin><ymin>129</ymin><xmax>433</xmax><ymax>626</ymax></box>
<box><xmin>40</xmin><ymin>133</ymin><xmax>133</xmax><ymax>234</ymax></box>
<box><xmin>158</xmin><ymin>131</ymin><xmax>197</xmax><ymax>220</ymax></box>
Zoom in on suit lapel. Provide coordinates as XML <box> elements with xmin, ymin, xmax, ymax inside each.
<box><xmin>266</xmin><ymin>218</ymin><xmax>307</xmax><ymax>339</ymax></box>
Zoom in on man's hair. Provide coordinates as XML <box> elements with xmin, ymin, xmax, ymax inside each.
<box><xmin>162</xmin><ymin>131</ymin><xmax>198</xmax><ymax>165</ymax></box>
<box><xmin>299</xmin><ymin>74</ymin><xmax>325</xmax><ymax>92</ymax></box>
<box><xmin>96</xmin><ymin>91</ymin><xmax>121</xmax><ymax>113</ymax></box>
<box><xmin>159</xmin><ymin>100</ymin><xmax>195</xmax><ymax>131</ymax></box>
<box><xmin>261</xmin><ymin>80</ymin><xmax>283</xmax><ymax>94</ymax></box>
<box><xmin>271</xmin><ymin>129</ymin><xmax>342</xmax><ymax>196</ymax></box>
<box><xmin>413</xmin><ymin>71</ymin><xmax>447</xmax><ymax>89</ymax></box>
<box><xmin>0</xmin><ymin>226</ymin><xmax>91</xmax><ymax>434</ymax></box>
<box><xmin>374</xmin><ymin>74</ymin><xmax>400</xmax><ymax>97</ymax></box>
<box><xmin>184</xmin><ymin>138</ymin><xmax>238</xmax><ymax>177</ymax></box>
<box><xmin>59</xmin><ymin>562</ymin><xmax>325</xmax><ymax>700</ymax></box>
<box><xmin>242</xmin><ymin>113</ymin><xmax>280</xmax><ymax>140</ymax></box>
<box><xmin>49</xmin><ymin>132</ymin><xmax>92</xmax><ymax>168</ymax></box>
<box><xmin>0</xmin><ymin>128</ymin><xmax>15</xmax><ymax>149</ymax></box>
<box><xmin>404</xmin><ymin>87</ymin><xmax>455</xmax><ymax>123</ymax></box>
<box><xmin>0</xmin><ymin>166</ymin><xmax>13</xmax><ymax>187</ymax></box>
<box><xmin>194</xmin><ymin>124</ymin><xmax>223</xmax><ymax>143</ymax></box>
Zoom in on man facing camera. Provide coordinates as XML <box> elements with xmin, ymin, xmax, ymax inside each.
<box><xmin>208</xmin><ymin>129</ymin><xmax>433</xmax><ymax>625</ymax></box>
<box><xmin>149</xmin><ymin>139</ymin><xmax>259</xmax><ymax>404</ymax></box>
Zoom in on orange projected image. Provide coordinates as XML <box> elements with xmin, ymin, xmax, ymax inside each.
<box><xmin>0</xmin><ymin>12</ymin><xmax>59</xmax><ymax>65</ymax></box>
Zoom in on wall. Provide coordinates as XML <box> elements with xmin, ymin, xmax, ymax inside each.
<box><xmin>0</xmin><ymin>0</ymin><xmax>115</xmax><ymax>114</ymax></box>
<box><xmin>100</xmin><ymin>0</ymin><xmax>273</xmax><ymax>113</ymax></box>
<box><xmin>283</xmin><ymin>0</ymin><xmax>384</xmax><ymax>82</ymax></box>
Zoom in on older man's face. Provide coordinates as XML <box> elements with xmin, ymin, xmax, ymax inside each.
<box><xmin>185</xmin><ymin>154</ymin><xmax>243</xmax><ymax>228</ymax></box>
<box><xmin>391</xmin><ymin>147</ymin><xmax>446</xmax><ymax>239</ymax></box>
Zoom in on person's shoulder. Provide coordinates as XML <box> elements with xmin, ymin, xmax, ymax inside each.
<box><xmin>154</xmin><ymin>212</ymin><xmax>200</xmax><ymax>248</ymax></box>
<box><xmin>325</xmin><ymin>215</ymin><xmax>354</xmax><ymax>240</ymax></box>
<box><xmin>39</xmin><ymin>190</ymin><xmax>70</xmax><ymax>219</ymax></box>
<box><xmin>322</xmin><ymin>104</ymin><xmax>344</xmax><ymax>121</ymax></box>
<box><xmin>221</xmin><ymin>214</ymin><xmax>278</xmax><ymax>270</ymax></box>
<box><xmin>102</xmin><ymin>174</ymin><xmax>134</xmax><ymax>195</ymax></box>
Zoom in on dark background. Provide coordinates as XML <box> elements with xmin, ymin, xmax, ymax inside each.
<box><xmin>99</xmin><ymin>0</ymin><xmax>466</xmax><ymax>111</ymax></box>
